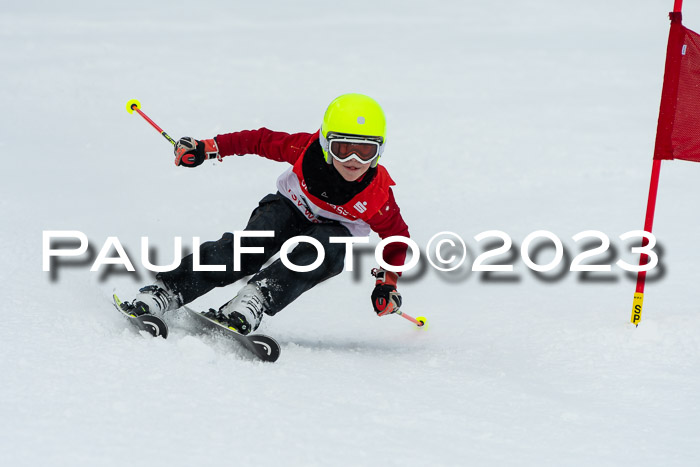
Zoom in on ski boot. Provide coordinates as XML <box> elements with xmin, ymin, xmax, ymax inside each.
<box><xmin>119</xmin><ymin>282</ymin><xmax>181</xmax><ymax>317</ymax></box>
<box><xmin>203</xmin><ymin>283</ymin><xmax>268</xmax><ymax>335</ymax></box>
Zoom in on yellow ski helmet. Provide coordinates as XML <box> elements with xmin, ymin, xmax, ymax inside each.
<box><xmin>319</xmin><ymin>93</ymin><xmax>386</xmax><ymax>168</ymax></box>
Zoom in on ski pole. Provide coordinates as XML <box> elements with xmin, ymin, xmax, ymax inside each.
<box><xmin>126</xmin><ymin>99</ymin><xmax>177</xmax><ymax>146</ymax></box>
<box><xmin>395</xmin><ymin>309</ymin><xmax>427</xmax><ymax>328</ymax></box>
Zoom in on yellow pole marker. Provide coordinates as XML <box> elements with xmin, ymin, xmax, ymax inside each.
<box><xmin>126</xmin><ymin>99</ymin><xmax>141</xmax><ymax>114</ymax></box>
<box><xmin>631</xmin><ymin>293</ymin><xmax>644</xmax><ymax>326</ymax></box>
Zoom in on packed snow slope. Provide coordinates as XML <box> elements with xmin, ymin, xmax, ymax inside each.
<box><xmin>2</xmin><ymin>1</ymin><xmax>700</xmax><ymax>466</ymax></box>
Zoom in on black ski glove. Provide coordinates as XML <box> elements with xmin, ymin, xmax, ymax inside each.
<box><xmin>371</xmin><ymin>268</ymin><xmax>402</xmax><ymax>316</ymax></box>
<box><xmin>174</xmin><ymin>137</ymin><xmax>219</xmax><ymax>167</ymax></box>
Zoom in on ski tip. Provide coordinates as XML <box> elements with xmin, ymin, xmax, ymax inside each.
<box><xmin>139</xmin><ymin>315</ymin><xmax>169</xmax><ymax>339</ymax></box>
<box><xmin>126</xmin><ymin>98</ymin><xmax>141</xmax><ymax>114</ymax></box>
<box><xmin>113</xmin><ymin>293</ymin><xmax>122</xmax><ymax>306</ymax></box>
<box><xmin>249</xmin><ymin>335</ymin><xmax>281</xmax><ymax>363</ymax></box>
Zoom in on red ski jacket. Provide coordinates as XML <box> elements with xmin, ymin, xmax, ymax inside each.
<box><xmin>215</xmin><ymin>128</ymin><xmax>410</xmax><ymax>269</ymax></box>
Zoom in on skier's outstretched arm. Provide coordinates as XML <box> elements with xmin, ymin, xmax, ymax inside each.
<box><xmin>171</xmin><ymin>128</ymin><xmax>313</xmax><ymax>167</ymax></box>
<box><xmin>215</xmin><ymin>128</ymin><xmax>312</xmax><ymax>164</ymax></box>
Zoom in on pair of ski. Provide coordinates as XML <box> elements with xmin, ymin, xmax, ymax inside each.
<box><xmin>112</xmin><ymin>294</ymin><xmax>280</xmax><ymax>362</ymax></box>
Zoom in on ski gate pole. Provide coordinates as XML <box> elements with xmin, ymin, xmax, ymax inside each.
<box><xmin>631</xmin><ymin>0</ymin><xmax>684</xmax><ymax>326</ymax></box>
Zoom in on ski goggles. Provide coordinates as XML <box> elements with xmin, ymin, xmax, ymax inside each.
<box><xmin>327</xmin><ymin>135</ymin><xmax>383</xmax><ymax>164</ymax></box>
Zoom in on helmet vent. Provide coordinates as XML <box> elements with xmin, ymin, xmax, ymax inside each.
<box><xmin>357</xmin><ymin>116</ymin><xmax>366</xmax><ymax>124</ymax></box>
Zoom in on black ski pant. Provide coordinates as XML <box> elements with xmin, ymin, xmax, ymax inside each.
<box><xmin>157</xmin><ymin>192</ymin><xmax>352</xmax><ymax>315</ymax></box>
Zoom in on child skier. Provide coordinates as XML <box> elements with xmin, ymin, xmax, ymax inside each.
<box><xmin>121</xmin><ymin>93</ymin><xmax>410</xmax><ymax>335</ymax></box>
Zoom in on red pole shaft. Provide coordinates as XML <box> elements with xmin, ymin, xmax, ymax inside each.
<box><xmin>635</xmin><ymin>159</ymin><xmax>662</xmax><ymax>294</ymax></box>
<box><xmin>396</xmin><ymin>310</ymin><xmax>425</xmax><ymax>327</ymax></box>
<box><xmin>130</xmin><ymin>104</ymin><xmax>177</xmax><ymax>146</ymax></box>
<box><xmin>640</xmin><ymin>0</ymin><xmax>684</xmax><ymax>289</ymax></box>
<box><xmin>133</xmin><ymin>106</ymin><xmax>166</xmax><ymax>134</ymax></box>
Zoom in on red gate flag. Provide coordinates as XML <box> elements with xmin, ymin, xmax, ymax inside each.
<box><xmin>654</xmin><ymin>12</ymin><xmax>700</xmax><ymax>162</ymax></box>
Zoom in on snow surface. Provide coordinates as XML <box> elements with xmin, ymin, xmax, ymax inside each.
<box><xmin>3</xmin><ymin>0</ymin><xmax>700</xmax><ymax>465</ymax></box>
